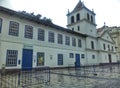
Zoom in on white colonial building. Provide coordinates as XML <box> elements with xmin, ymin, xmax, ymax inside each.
<box><xmin>98</xmin><ymin>26</ymin><xmax>120</xmax><ymax>62</ymax></box>
<box><xmin>0</xmin><ymin>1</ymin><xmax>117</xmax><ymax>70</ymax></box>
<box><xmin>67</xmin><ymin>1</ymin><xmax>117</xmax><ymax>65</ymax></box>
<box><xmin>97</xmin><ymin>26</ymin><xmax>116</xmax><ymax>64</ymax></box>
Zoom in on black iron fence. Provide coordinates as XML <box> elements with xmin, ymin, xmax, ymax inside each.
<box><xmin>0</xmin><ymin>63</ymin><xmax>120</xmax><ymax>88</ymax></box>
<box><xmin>0</xmin><ymin>67</ymin><xmax>50</xmax><ymax>88</ymax></box>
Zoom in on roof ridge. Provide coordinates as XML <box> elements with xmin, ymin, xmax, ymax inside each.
<box><xmin>72</xmin><ymin>0</ymin><xmax>83</xmax><ymax>13</ymax></box>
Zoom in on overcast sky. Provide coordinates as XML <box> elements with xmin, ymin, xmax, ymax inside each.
<box><xmin>1</xmin><ymin>0</ymin><xmax>120</xmax><ymax>28</ymax></box>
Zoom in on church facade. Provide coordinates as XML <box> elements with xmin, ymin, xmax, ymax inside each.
<box><xmin>0</xmin><ymin>1</ymin><xmax>117</xmax><ymax>69</ymax></box>
<box><xmin>99</xmin><ymin>26</ymin><xmax>120</xmax><ymax>62</ymax></box>
<box><xmin>67</xmin><ymin>1</ymin><xmax>117</xmax><ymax>65</ymax></box>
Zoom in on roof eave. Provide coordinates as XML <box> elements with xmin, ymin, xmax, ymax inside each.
<box><xmin>0</xmin><ymin>6</ymin><xmax>87</xmax><ymax>38</ymax></box>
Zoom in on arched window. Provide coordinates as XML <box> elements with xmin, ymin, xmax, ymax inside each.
<box><xmin>87</xmin><ymin>13</ymin><xmax>89</xmax><ymax>20</ymax></box>
<box><xmin>71</xmin><ymin>16</ymin><xmax>74</xmax><ymax>23</ymax></box>
<box><xmin>76</xmin><ymin>13</ymin><xmax>80</xmax><ymax>21</ymax></box>
<box><xmin>91</xmin><ymin>15</ymin><xmax>93</xmax><ymax>23</ymax></box>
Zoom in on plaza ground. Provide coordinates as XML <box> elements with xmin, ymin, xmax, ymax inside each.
<box><xmin>1</xmin><ymin>64</ymin><xmax>120</xmax><ymax>88</ymax></box>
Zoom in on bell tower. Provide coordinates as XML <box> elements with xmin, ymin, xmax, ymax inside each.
<box><xmin>67</xmin><ymin>0</ymin><xmax>97</xmax><ymax>37</ymax></box>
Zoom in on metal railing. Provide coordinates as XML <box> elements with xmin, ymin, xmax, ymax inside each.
<box><xmin>0</xmin><ymin>67</ymin><xmax>50</xmax><ymax>88</ymax></box>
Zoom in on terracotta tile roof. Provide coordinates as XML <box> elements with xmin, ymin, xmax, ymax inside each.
<box><xmin>97</xmin><ymin>26</ymin><xmax>107</xmax><ymax>32</ymax></box>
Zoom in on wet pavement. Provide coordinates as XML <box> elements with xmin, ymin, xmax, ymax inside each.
<box><xmin>29</xmin><ymin>65</ymin><xmax>120</xmax><ymax>88</ymax></box>
<box><xmin>1</xmin><ymin>65</ymin><xmax>120</xmax><ymax>88</ymax></box>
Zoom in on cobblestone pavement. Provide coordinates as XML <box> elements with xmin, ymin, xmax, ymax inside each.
<box><xmin>29</xmin><ymin>66</ymin><xmax>120</xmax><ymax>88</ymax></box>
<box><xmin>1</xmin><ymin>65</ymin><xmax>120</xmax><ymax>88</ymax></box>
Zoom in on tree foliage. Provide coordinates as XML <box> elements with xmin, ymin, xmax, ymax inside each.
<box><xmin>18</xmin><ymin>11</ymin><xmax>52</xmax><ymax>24</ymax></box>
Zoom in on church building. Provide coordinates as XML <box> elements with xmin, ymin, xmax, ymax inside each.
<box><xmin>0</xmin><ymin>1</ymin><xmax>117</xmax><ymax>69</ymax></box>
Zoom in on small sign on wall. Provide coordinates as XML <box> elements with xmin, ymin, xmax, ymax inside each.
<box><xmin>24</xmin><ymin>45</ymin><xmax>33</xmax><ymax>49</ymax></box>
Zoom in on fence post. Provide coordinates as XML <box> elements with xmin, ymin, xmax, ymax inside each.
<box><xmin>1</xmin><ymin>64</ymin><xmax>5</xmax><ymax>88</ymax></box>
<box><xmin>93</xmin><ymin>65</ymin><xmax>97</xmax><ymax>76</ymax></box>
<box><xmin>18</xmin><ymin>70</ymin><xmax>20</xmax><ymax>87</ymax></box>
<box><xmin>1</xmin><ymin>64</ymin><xmax>5</xmax><ymax>75</ymax></box>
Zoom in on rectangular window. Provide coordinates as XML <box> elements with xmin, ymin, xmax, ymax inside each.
<box><xmin>37</xmin><ymin>52</ymin><xmax>44</xmax><ymax>66</ymax></box>
<box><xmin>58</xmin><ymin>34</ymin><xmax>63</xmax><ymax>44</ymax></box>
<box><xmin>112</xmin><ymin>46</ymin><xmax>114</xmax><ymax>51</ymax></box>
<box><xmin>103</xmin><ymin>43</ymin><xmax>106</xmax><ymax>50</ymax></box>
<box><xmin>81</xmin><ymin>54</ymin><xmax>85</xmax><ymax>59</ymax></box>
<box><xmin>108</xmin><ymin>45</ymin><xmax>110</xmax><ymax>51</ymax></box>
<box><xmin>69</xmin><ymin>53</ymin><xmax>74</xmax><ymax>58</ymax></box>
<box><xmin>38</xmin><ymin>28</ymin><xmax>45</xmax><ymax>41</ymax></box>
<box><xmin>92</xmin><ymin>55</ymin><xmax>95</xmax><ymax>59</ymax></box>
<box><xmin>77</xmin><ymin>26</ymin><xmax>80</xmax><ymax>31</ymax></box>
<box><xmin>72</xmin><ymin>37</ymin><xmax>76</xmax><ymax>47</ymax></box>
<box><xmin>78</xmin><ymin>39</ymin><xmax>82</xmax><ymax>47</ymax></box>
<box><xmin>65</xmin><ymin>36</ymin><xmax>70</xmax><ymax>45</ymax></box>
<box><xmin>25</xmin><ymin>25</ymin><xmax>33</xmax><ymax>39</ymax></box>
<box><xmin>6</xmin><ymin>50</ymin><xmax>18</xmax><ymax>66</ymax></box>
<box><xmin>58</xmin><ymin>54</ymin><xmax>63</xmax><ymax>65</ymax></box>
<box><xmin>9</xmin><ymin>21</ymin><xmax>19</xmax><ymax>36</ymax></box>
<box><xmin>48</xmin><ymin>31</ymin><xmax>54</xmax><ymax>43</ymax></box>
<box><xmin>72</xmin><ymin>28</ymin><xmax>74</xmax><ymax>31</ymax></box>
<box><xmin>91</xmin><ymin>41</ymin><xmax>94</xmax><ymax>49</ymax></box>
<box><xmin>0</xmin><ymin>18</ymin><xmax>2</xmax><ymax>33</ymax></box>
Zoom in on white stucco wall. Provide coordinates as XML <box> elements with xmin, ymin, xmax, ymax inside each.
<box><xmin>86</xmin><ymin>51</ymin><xmax>98</xmax><ymax>65</ymax></box>
<box><xmin>0</xmin><ymin>42</ymin><xmax>23</xmax><ymax>69</ymax></box>
<box><xmin>98</xmin><ymin>52</ymin><xmax>117</xmax><ymax>63</ymax></box>
<box><xmin>0</xmin><ymin>12</ymin><xmax>87</xmax><ymax>69</ymax></box>
<box><xmin>33</xmin><ymin>46</ymin><xmax>86</xmax><ymax>67</ymax></box>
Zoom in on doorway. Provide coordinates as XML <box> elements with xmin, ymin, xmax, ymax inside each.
<box><xmin>22</xmin><ymin>49</ymin><xmax>33</xmax><ymax>70</ymax></box>
<box><xmin>108</xmin><ymin>54</ymin><xmax>112</xmax><ymax>63</ymax></box>
<box><xmin>75</xmin><ymin>54</ymin><xmax>80</xmax><ymax>67</ymax></box>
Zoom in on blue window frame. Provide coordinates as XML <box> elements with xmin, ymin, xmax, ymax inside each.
<box><xmin>103</xmin><ymin>43</ymin><xmax>106</xmax><ymax>50</ymax></box>
<box><xmin>25</xmin><ymin>25</ymin><xmax>33</xmax><ymax>39</ymax></box>
<box><xmin>78</xmin><ymin>39</ymin><xmax>82</xmax><ymax>48</ymax></box>
<box><xmin>0</xmin><ymin>18</ymin><xmax>2</xmax><ymax>33</ymax></box>
<box><xmin>76</xmin><ymin>13</ymin><xmax>80</xmax><ymax>21</ymax></box>
<box><xmin>38</xmin><ymin>28</ymin><xmax>45</xmax><ymax>41</ymax></box>
<box><xmin>91</xmin><ymin>41</ymin><xmax>94</xmax><ymax>49</ymax></box>
<box><xmin>57</xmin><ymin>34</ymin><xmax>63</xmax><ymax>44</ymax></box>
<box><xmin>69</xmin><ymin>53</ymin><xmax>74</xmax><ymax>58</ymax></box>
<box><xmin>91</xmin><ymin>15</ymin><xmax>93</xmax><ymax>22</ymax></box>
<box><xmin>77</xmin><ymin>26</ymin><xmax>80</xmax><ymax>31</ymax></box>
<box><xmin>48</xmin><ymin>31</ymin><xmax>54</xmax><ymax>43</ymax></box>
<box><xmin>112</xmin><ymin>46</ymin><xmax>114</xmax><ymax>51</ymax></box>
<box><xmin>65</xmin><ymin>36</ymin><xmax>70</xmax><ymax>45</ymax></box>
<box><xmin>87</xmin><ymin>13</ymin><xmax>89</xmax><ymax>20</ymax></box>
<box><xmin>6</xmin><ymin>50</ymin><xmax>18</xmax><ymax>66</ymax></box>
<box><xmin>9</xmin><ymin>21</ymin><xmax>19</xmax><ymax>36</ymax></box>
<box><xmin>81</xmin><ymin>54</ymin><xmax>85</xmax><ymax>59</ymax></box>
<box><xmin>58</xmin><ymin>54</ymin><xmax>63</xmax><ymax>65</ymax></box>
<box><xmin>108</xmin><ymin>45</ymin><xmax>110</xmax><ymax>51</ymax></box>
<box><xmin>71</xmin><ymin>16</ymin><xmax>74</xmax><ymax>23</ymax></box>
<box><xmin>72</xmin><ymin>37</ymin><xmax>76</xmax><ymax>47</ymax></box>
<box><xmin>92</xmin><ymin>55</ymin><xmax>95</xmax><ymax>59</ymax></box>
